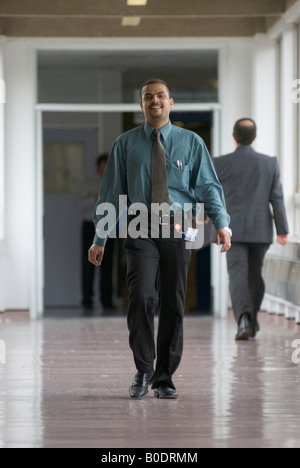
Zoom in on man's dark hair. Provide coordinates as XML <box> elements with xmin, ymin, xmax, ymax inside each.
<box><xmin>140</xmin><ymin>78</ymin><xmax>171</xmax><ymax>98</ymax></box>
<box><xmin>96</xmin><ymin>153</ymin><xmax>109</xmax><ymax>167</ymax></box>
<box><xmin>233</xmin><ymin>118</ymin><xmax>257</xmax><ymax>145</ymax></box>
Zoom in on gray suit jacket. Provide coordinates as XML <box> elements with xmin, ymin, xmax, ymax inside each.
<box><xmin>214</xmin><ymin>145</ymin><xmax>289</xmax><ymax>244</ymax></box>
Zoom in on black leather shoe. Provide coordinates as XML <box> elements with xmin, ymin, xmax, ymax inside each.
<box><xmin>129</xmin><ymin>371</ymin><xmax>153</xmax><ymax>398</ymax></box>
<box><xmin>235</xmin><ymin>313</ymin><xmax>253</xmax><ymax>341</ymax></box>
<box><xmin>154</xmin><ymin>385</ymin><xmax>178</xmax><ymax>399</ymax></box>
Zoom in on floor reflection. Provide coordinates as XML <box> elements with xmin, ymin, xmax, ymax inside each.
<box><xmin>212</xmin><ymin>316</ymin><xmax>300</xmax><ymax>448</ymax></box>
<box><xmin>0</xmin><ymin>312</ymin><xmax>300</xmax><ymax>447</ymax></box>
<box><xmin>0</xmin><ymin>316</ymin><xmax>43</xmax><ymax>448</ymax></box>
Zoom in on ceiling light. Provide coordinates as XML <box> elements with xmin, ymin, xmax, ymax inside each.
<box><xmin>122</xmin><ymin>16</ymin><xmax>141</xmax><ymax>27</ymax></box>
<box><xmin>127</xmin><ymin>0</ymin><xmax>148</xmax><ymax>5</ymax></box>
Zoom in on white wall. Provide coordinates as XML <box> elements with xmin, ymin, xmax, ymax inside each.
<box><xmin>3</xmin><ymin>40</ymin><xmax>36</xmax><ymax>312</ymax></box>
<box><xmin>219</xmin><ymin>40</ymin><xmax>253</xmax><ymax>156</ymax></box>
<box><xmin>254</xmin><ymin>7</ymin><xmax>300</xmax><ymax>320</ymax></box>
<box><xmin>279</xmin><ymin>25</ymin><xmax>298</xmax><ymax>237</ymax></box>
<box><xmin>252</xmin><ymin>27</ymin><xmax>299</xmax><ymax>242</ymax></box>
<box><xmin>0</xmin><ymin>38</ymin><xmax>5</xmax><ymax>312</ymax></box>
<box><xmin>252</xmin><ymin>34</ymin><xmax>279</xmax><ymax>157</ymax></box>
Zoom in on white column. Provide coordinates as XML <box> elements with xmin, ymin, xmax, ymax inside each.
<box><xmin>252</xmin><ymin>34</ymin><xmax>279</xmax><ymax>156</ymax></box>
<box><xmin>295</xmin><ymin>24</ymin><xmax>300</xmax><ymax>238</ymax></box>
<box><xmin>213</xmin><ymin>41</ymin><xmax>253</xmax><ymax>318</ymax></box>
<box><xmin>0</xmin><ymin>37</ymin><xmax>6</xmax><ymax>313</ymax></box>
<box><xmin>279</xmin><ymin>24</ymin><xmax>298</xmax><ymax>237</ymax></box>
<box><xmin>219</xmin><ymin>41</ymin><xmax>253</xmax><ymax>156</ymax></box>
<box><xmin>3</xmin><ymin>40</ymin><xmax>37</xmax><ymax>317</ymax></box>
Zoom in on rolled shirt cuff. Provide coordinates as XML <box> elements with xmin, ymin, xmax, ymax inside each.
<box><xmin>93</xmin><ymin>234</ymin><xmax>108</xmax><ymax>247</ymax></box>
<box><xmin>213</xmin><ymin>215</ymin><xmax>231</xmax><ymax>231</ymax></box>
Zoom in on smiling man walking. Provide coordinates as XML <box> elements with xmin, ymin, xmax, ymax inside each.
<box><xmin>89</xmin><ymin>79</ymin><xmax>231</xmax><ymax>399</ymax></box>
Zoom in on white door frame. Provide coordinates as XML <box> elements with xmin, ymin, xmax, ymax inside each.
<box><xmin>33</xmin><ymin>102</ymin><xmax>222</xmax><ymax>319</ymax></box>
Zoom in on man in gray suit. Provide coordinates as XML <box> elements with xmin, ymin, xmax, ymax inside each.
<box><xmin>215</xmin><ymin>118</ymin><xmax>289</xmax><ymax>340</ymax></box>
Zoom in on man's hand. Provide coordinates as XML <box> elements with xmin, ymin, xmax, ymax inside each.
<box><xmin>88</xmin><ymin>244</ymin><xmax>105</xmax><ymax>266</ymax></box>
<box><xmin>216</xmin><ymin>228</ymin><xmax>232</xmax><ymax>253</ymax></box>
<box><xmin>277</xmin><ymin>235</ymin><xmax>289</xmax><ymax>246</ymax></box>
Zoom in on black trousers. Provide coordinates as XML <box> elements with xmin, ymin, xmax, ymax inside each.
<box><xmin>226</xmin><ymin>243</ymin><xmax>270</xmax><ymax>324</ymax></box>
<box><xmin>125</xmin><ymin>230</ymin><xmax>191</xmax><ymax>389</ymax></box>
<box><xmin>82</xmin><ymin>221</ymin><xmax>114</xmax><ymax>307</ymax></box>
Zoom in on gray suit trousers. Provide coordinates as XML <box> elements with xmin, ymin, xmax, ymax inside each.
<box><xmin>227</xmin><ymin>243</ymin><xmax>270</xmax><ymax>324</ymax></box>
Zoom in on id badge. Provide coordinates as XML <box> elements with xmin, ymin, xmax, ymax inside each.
<box><xmin>184</xmin><ymin>228</ymin><xmax>199</xmax><ymax>243</ymax></box>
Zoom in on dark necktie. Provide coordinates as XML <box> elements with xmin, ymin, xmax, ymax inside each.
<box><xmin>151</xmin><ymin>130</ymin><xmax>170</xmax><ymax>214</ymax></box>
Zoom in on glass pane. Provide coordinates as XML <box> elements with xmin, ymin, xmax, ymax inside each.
<box><xmin>44</xmin><ymin>142</ymin><xmax>85</xmax><ymax>194</ymax></box>
<box><xmin>38</xmin><ymin>50</ymin><xmax>218</xmax><ymax>104</ymax></box>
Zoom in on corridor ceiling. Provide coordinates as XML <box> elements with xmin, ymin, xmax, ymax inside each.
<box><xmin>0</xmin><ymin>0</ymin><xmax>297</xmax><ymax>38</ymax></box>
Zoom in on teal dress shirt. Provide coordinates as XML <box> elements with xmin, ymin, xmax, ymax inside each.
<box><xmin>93</xmin><ymin>121</ymin><xmax>230</xmax><ymax>246</ymax></box>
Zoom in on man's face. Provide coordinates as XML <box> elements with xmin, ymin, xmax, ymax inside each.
<box><xmin>140</xmin><ymin>83</ymin><xmax>174</xmax><ymax>128</ymax></box>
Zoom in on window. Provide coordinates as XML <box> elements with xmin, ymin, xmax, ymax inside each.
<box><xmin>37</xmin><ymin>50</ymin><xmax>219</xmax><ymax>104</ymax></box>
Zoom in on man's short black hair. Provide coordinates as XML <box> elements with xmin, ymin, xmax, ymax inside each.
<box><xmin>96</xmin><ymin>153</ymin><xmax>109</xmax><ymax>167</ymax></box>
<box><xmin>140</xmin><ymin>78</ymin><xmax>171</xmax><ymax>98</ymax></box>
<box><xmin>233</xmin><ymin>118</ymin><xmax>257</xmax><ymax>145</ymax></box>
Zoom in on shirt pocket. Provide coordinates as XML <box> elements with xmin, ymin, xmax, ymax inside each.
<box><xmin>167</xmin><ymin>161</ymin><xmax>190</xmax><ymax>190</ymax></box>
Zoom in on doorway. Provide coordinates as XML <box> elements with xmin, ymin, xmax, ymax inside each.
<box><xmin>43</xmin><ymin>127</ymin><xmax>98</xmax><ymax>310</ymax></box>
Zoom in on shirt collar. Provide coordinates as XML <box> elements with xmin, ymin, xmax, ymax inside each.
<box><xmin>144</xmin><ymin>121</ymin><xmax>173</xmax><ymax>141</ymax></box>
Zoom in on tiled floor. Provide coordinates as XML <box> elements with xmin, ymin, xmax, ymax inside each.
<box><xmin>0</xmin><ymin>311</ymin><xmax>300</xmax><ymax>448</ymax></box>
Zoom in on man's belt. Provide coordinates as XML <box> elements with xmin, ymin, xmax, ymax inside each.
<box><xmin>128</xmin><ymin>212</ymin><xmax>193</xmax><ymax>227</ymax></box>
